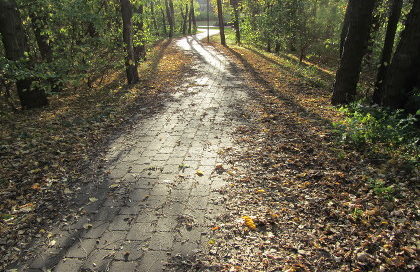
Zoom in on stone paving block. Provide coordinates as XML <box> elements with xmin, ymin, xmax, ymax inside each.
<box><xmin>149</xmin><ymin>231</ymin><xmax>174</xmax><ymax>251</ymax></box>
<box><xmin>65</xmin><ymin>238</ymin><xmax>97</xmax><ymax>258</ymax></box>
<box><xmin>127</xmin><ymin>223</ymin><xmax>155</xmax><ymax>241</ymax></box>
<box><xmin>96</xmin><ymin>230</ymin><xmax>127</xmax><ymax>250</ymax></box>
<box><xmin>156</xmin><ymin>216</ymin><xmax>178</xmax><ymax>232</ymax></box>
<box><xmin>114</xmin><ymin>241</ymin><xmax>144</xmax><ymax>261</ymax></box>
<box><xmin>137</xmin><ymin>250</ymin><xmax>168</xmax><ymax>272</ymax></box>
<box><xmin>133</xmin><ymin>178</ymin><xmax>156</xmax><ymax>189</ymax></box>
<box><xmin>150</xmin><ymin>184</ymin><xmax>171</xmax><ymax>196</ymax></box>
<box><xmin>109</xmin><ymin>261</ymin><xmax>138</xmax><ymax>272</ymax></box>
<box><xmin>82</xmin><ymin>222</ymin><xmax>109</xmax><ymax>239</ymax></box>
<box><xmin>108</xmin><ymin>215</ymin><xmax>135</xmax><ymax>231</ymax></box>
<box><xmin>81</xmin><ymin>249</ymin><xmax>114</xmax><ymax>271</ymax></box>
<box><xmin>53</xmin><ymin>258</ymin><xmax>84</xmax><ymax>272</ymax></box>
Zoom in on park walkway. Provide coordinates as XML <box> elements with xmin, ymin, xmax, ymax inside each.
<box><xmin>24</xmin><ymin>30</ymin><xmax>249</xmax><ymax>271</ymax></box>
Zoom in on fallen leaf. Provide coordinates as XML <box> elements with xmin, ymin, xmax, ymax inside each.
<box><xmin>196</xmin><ymin>170</ymin><xmax>204</xmax><ymax>176</ymax></box>
<box><xmin>89</xmin><ymin>197</ymin><xmax>98</xmax><ymax>203</ymax></box>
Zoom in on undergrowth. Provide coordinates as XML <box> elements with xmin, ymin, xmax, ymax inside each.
<box><xmin>333</xmin><ymin>103</ymin><xmax>419</xmax><ymax>167</ymax></box>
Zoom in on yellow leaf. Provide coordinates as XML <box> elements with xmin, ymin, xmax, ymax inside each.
<box><xmin>89</xmin><ymin>197</ymin><xmax>98</xmax><ymax>203</ymax></box>
<box><xmin>242</xmin><ymin>216</ymin><xmax>257</xmax><ymax>230</ymax></box>
<box><xmin>196</xmin><ymin>170</ymin><xmax>204</xmax><ymax>176</ymax></box>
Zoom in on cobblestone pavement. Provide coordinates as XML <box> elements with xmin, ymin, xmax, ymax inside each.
<box><xmin>24</xmin><ymin>30</ymin><xmax>249</xmax><ymax>272</ymax></box>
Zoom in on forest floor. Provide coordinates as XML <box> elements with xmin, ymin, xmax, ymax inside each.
<box><xmin>1</xmin><ymin>30</ymin><xmax>419</xmax><ymax>272</ymax></box>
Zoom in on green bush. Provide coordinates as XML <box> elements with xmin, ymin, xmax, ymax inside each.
<box><xmin>333</xmin><ymin>103</ymin><xmax>419</xmax><ymax>164</ymax></box>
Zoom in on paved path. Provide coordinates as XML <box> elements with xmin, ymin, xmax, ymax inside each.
<box><xmin>25</xmin><ymin>30</ymin><xmax>249</xmax><ymax>272</ymax></box>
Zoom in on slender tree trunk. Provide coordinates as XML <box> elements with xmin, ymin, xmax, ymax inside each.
<box><xmin>380</xmin><ymin>0</ymin><xmax>420</xmax><ymax>109</ymax></box>
<box><xmin>188</xmin><ymin>0</ymin><xmax>193</xmax><ymax>34</ymax></box>
<box><xmin>332</xmin><ymin>0</ymin><xmax>377</xmax><ymax>105</ymax></box>
<box><xmin>134</xmin><ymin>4</ymin><xmax>146</xmax><ymax>61</ymax></box>
<box><xmin>231</xmin><ymin>0</ymin><xmax>241</xmax><ymax>44</ymax></box>
<box><xmin>180</xmin><ymin>4</ymin><xmax>188</xmax><ymax>35</ymax></box>
<box><xmin>0</xmin><ymin>0</ymin><xmax>48</xmax><ymax>109</ymax></box>
<box><xmin>29</xmin><ymin>13</ymin><xmax>53</xmax><ymax>62</ymax></box>
<box><xmin>161</xmin><ymin>7</ymin><xmax>167</xmax><ymax>36</ymax></box>
<box><xmin>372</xmin><ymin>0</ymin><xmax>403</xmax><ymax>104</ymax></box>
<box><xmin>165</xmin><ymin>0</ymin><xmax>174</xmax><ymax>37</ymax></box>
<box><xmin>119</xmin><ymin>0</ymin><xmax>139</xmax><ymax>84</ymax></box>
<box><xmin>150</xmin><ymin>1</ymin><xmax>159</xmax><ymax>35</ymax></box>
<box><xmin>191</xmin><ymin>0</ymin><xmax>197</xmax><ymax>32</ymax></box>
<box><xmin>340</xmin><ymin>1</ymin><xmax>352</xmax><ymax>58</ymax></box>
<box><xmin>216</xmin><ymin>0</ymin><xmax>226</xmax><ymax>46</ymax></box>
<box><xmin>169</xmin><ymin>0</ymin><xmax>175</xmax><ymax>34</ymax></box>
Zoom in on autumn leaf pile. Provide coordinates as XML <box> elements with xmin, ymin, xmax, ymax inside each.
<box><xmin>0</xmin><ymin>41</ymin><xmax>192</xmax><ymax>269</ymax></box>
<box><xmin>197</xmin><ymin>41</ymin><xmax>419</xmax><ymax>272</ymax></box>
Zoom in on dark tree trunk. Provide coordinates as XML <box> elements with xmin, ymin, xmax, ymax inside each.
<box><xmin>339</xmin><ymin>1</ymin><xmax>352</xmax><ymax>58</ymax></box>
<box><xmin>169</xmin><ymin>0</ymin><xmax>175</xmax><ymax>34</ymax></box>
<box><xmin>191</xmin><ymin>0</ymin><xmax>197</xmax><ymax>32</ymax></box>
<box><xmin>134</xmin><ymin>4</ymin><xmax>146</xmax><ymax>62</ymax></box>
<box><xmin>380</xmin><ymin>0</ymin><xmax>420</xmax><ymax>109</ymax></box>
<box><xmin>216</xmin><ymin>0</ymin><xmax>226</xmax><ymax>46</ymax></box>
<box><xmin>188</xmin><ymin>0</ymin><xmax>193</xmax><ymax>34</ymax></box>
<box><xmin>373</xmin><ymin>0</ymin><xmax>403</xmax><ymax>104</ymax></box>
<box><xmin>180</xmin><ymin>4</ymin><xmax>188</xmax><ymax>35</ymax></box>
<box><xmin>161</xmin><ymin>7</ymin><xmax>167</xmax><ymax>36</ymax></box>
<box><xmin>165</xmin><ymin>0</ymin><xmax>174</xmax><ymax>37</ymax></box>
<box><xmin>231</xmin><ymin>0</ymin><xmax>241</xmax><ymax>44</ymax></box>
<box><xmin>275</xmin><ymin>42</ymin><xmax>281</xmax><ymax>53</ymax></box>
<box><xmin>150</xmin><ymin>1</ymin><xmax>159</xmax><ymax>35</ymax></box>
<box><xmin>29</xmin><ymin>13</ymin><xmax>53</xmax><ymax>62</ymax></box>
<box><xmin>119</xmin><ymin>0</ymin><xmax>139</xmax><ymax>84</ymax></box>
<box><xmin>332</xmin><ymin>0</ymin><xmax>377</xmax><ymax>105</ymax></box>
<box><xmin>0</xmin><ymin>0</ymin><xmax>48</xmax><ymax>109</ymax></box>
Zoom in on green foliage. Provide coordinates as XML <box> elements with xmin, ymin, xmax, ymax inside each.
<box><xmin>333</xmin><ymin>103</ymin><xmax>420</xmax><ymax>164</ymax></box>
<box><xmin>369</xmin><ymin>178</ymin><xmax>396</xmax><ymax>200</ymax></box>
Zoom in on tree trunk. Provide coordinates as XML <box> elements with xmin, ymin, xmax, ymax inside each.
<box><xmin>169</xmin><ymin>0</ymin><xmax>175</xmax><ymax>34</ymax></box>
<box><xmin>191</xmin><ymin>0</ymin><xmax>197</xmax><ymax>32</ymax></box>
<box><xmin>216</xmin><ymin>0</ymin><xmax>226</xmax><ymax>46</ymax></box>
<box><xmin>161</xmin><ymin>7</ymin><xmax>167</xmax><ymax>36</ymax></box>
<box><xmin>150</xmin><ymin>1</ymin><xmax>159</xmax><ymax>35</ymax></box>
<box><xmin>119</xmin><ymin>0</ymin><xmax>139</xmax><ymax>84</ymax></box>
<box><xmin>332</xmin><ymin>0</ymin><xmax>377</xmax><ymax>105</ymax></box>
<box><xmin>372</xmin><ymin>0</ymin><xmax>403</xmax><ymax>104</ymax></box>
<box><xmin>188</xmin><ymin>0</ymin><xmax>193</xmax><ymax>34</ymax></box>
<box><xmin>29</xmin><ymin>13</ymin><xmax>53</xmax><ymax>62</ymax></box>
<box><xmin>380</xmin><ymin>0</ymin><xmax>420</xmax><ymax>109</ymax></box>
<box><xmin>0</xmin><ymin>0</ymin><xmax>48</xmax><ymax>109</ymax></box>
<box><xmin>165</xmin><ymin>0</ymin><xmax>174</xmax><ymax>37</ymax></box>
<box><xmin>231</xmin><ymin>0</ymin><xmax>241</xmax><ymax>44</ymax></box>
<box><xmin>134</xmin><ymin>4</ymin><xmax>146</xmax><ymax>62</ymax></box>
<box><xmin>180</xmin><ymin>4</ymin><xmax>188</xmax><ymax>35</ymax></box>
<box><xmin>339</xmin><ymin>1</ymin><xmax>352</xmax><ymax>58</ymax></box>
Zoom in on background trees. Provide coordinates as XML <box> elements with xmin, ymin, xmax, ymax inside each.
<box><xmin>0</xmin><ymin>0</ymin><xmax>199</xmax><ymax>110</ymax></box>
<box><xmin>220</xmin><ymin>0</ymin><xmax>419</xmax><ymax>114</ymax></box>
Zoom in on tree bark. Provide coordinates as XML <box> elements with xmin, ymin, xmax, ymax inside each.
<box><xmin>29</xmin><ymin>13</ymin><xmax>53</xmax><ymax>62</ymax></box>
<box><xmin>0</xmin><ymin>0</ymin><xmax>48</xmax><ymax>109</ymax></box>
<box><xmin>339</xmin><ymin>1</ymin><xmax>352</xmax><ymax>58</ymax></box>
<box><xmin>161</xmin><ymin>7</ymin><xmax>167</xmax><ymax>36</ymax></box>
<box><xmin>216</xmin><ymin>0</ymin><xmax>226</xmax><ymax>46</ymax></box>
<box><xmin>119</xmin><ymin>0</ymin><xmax>139</xmax><ymax>84</ymax></box>
<box><xmin>134</xmin><ymin>4</ymin><xmax>146</xmax><ymax>62</ymax></box>
<box><xmin>191</xmin><ymin>0</ymin><xmax>197</xmax><ymax>32</ymax></box>
<box><xmin>372</xmin><ymin>0</ymin><xmax>403</xmax><ymax>104</ymax></box>
<box><xmin>188</xmin><ymin>0</ymin><xmax>193</xmax><ymax>34</ymax></box>
<box><xmin>169</xmin><ymin>0</ymin><xmax>175</xmax><ymax>35</ymax></box>
<box><xmin>231</xmin><ymin>0</ymin><xmax>241</xmax><ymax>44</ymax></box>
<box><xmin>165</xmin><ymin>0</ymin><xmax>174</xmax><ymax>37</ymax></box>
<box><xmin>150</xmin><ymin>1</ymin><xmax>159</xmax><ymax>35</ymax></box>
<box><xmin>332</xmin><ymin>0</ymin><xmax>377</xmax><ymax>105</ymax></box>
<box><xmin>380</xmin><ymin>0</ymin><xmax>420</xmax><ymax>109</ymax></box>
